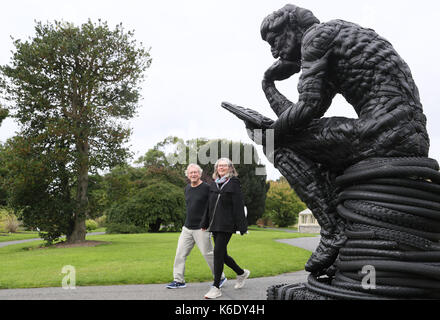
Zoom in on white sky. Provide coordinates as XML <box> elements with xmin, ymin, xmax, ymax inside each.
<box><xmin>0</xmin><ymin>0</ymin><xmax>439</xmax><ymax>180</ymax></box>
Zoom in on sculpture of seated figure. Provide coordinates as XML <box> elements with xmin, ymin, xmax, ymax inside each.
<box><xmin>237</xmin><ymin>4</ymin><xmax>430</xmax><ymax>276</ymax></box>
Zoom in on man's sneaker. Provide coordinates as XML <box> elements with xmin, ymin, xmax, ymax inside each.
<box><xmin>166</xmin><ymin>281</ymin><xmax>186</xmax><ymax>289</ymax></box>
<box><xmin>234</xmin><ymin>269</ymin><xmax>250</xmax><ymax>289</ymax></box>
<box><xmin>219</xmin><ymin>277</ymin><xmax>227</xmax><ymax>288</ymax></box>
<box><xmin>204</xmin><ymin>286</ymin><xmax>222</xmax><ymax>299</ymax></box>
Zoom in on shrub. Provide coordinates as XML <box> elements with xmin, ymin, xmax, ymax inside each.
<box><xmin>105</xmin><ymin>222</ymin><xmax>147</xmax><ymax>234</ymax></box>
<box><xmin>256</xmin><ymin>216</ymin><xmax>275</xmax><ymax>228</ymax></box>
<box><xmin>86</xmin><ymin>219</ymin><xmax>98</xmax><ymax>231</ymax></box>
<box><xmin>265</xmin><ymin>178</ymin><xmax>306</xmax><ymax>228</ymax></box>
<box><xmin>0</xmin><ymin>208</ymin><xmax>8</xmax><ymax>219</ymax></box>
<box><xmin>95</xmin><ymin>215</ymin><xmax>107</xmax><ymax>228</ymax></box>
<box><xmin>106</xmin><ymin>181</ymin><xmax>185</xmax><ymax>233</ymax></box>
<box><xmin>5</xmin><ymin>215</ymin><xmax>20</xmax><ymax>233</ymax></box>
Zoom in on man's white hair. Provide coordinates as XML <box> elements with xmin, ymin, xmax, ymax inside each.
<box><xmin>185</xmin><ymin>163</ymin><xmax>203</xmax><ymax>177</ymax></box>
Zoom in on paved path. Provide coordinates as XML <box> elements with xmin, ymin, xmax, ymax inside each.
<box><xmin>276</xmin><ymin>236</ymin><xmax>321</xmax><ymax>252</ymax></box>
<box><xmin>0</xmin><ymin>233</ymin><xmax>320</xmax><ymax>300</ymax></box>
<box><xmin>0</xmin><ymin>270</ymin><xmax>311</xmax><ymax>300</ymax></box>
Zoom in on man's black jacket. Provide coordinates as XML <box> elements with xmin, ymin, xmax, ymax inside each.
<box><xmin>200</xmin><ymin>176</ymin><xmax>248</xmax><ymax>234</ymax></box>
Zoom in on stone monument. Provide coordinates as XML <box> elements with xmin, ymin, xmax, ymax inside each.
<box><xmin>298</xmin><ymin>209</ymin><xmax>320</xmax><ymax>234</ymax></box>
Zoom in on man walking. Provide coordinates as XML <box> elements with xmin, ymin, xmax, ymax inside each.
<box><xmin>166</xmin><ymin>164</ymin><xmax>226</xmax><ymax>289</ymax></box>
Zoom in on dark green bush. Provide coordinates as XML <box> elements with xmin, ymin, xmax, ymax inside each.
<box><xmin>106</xmin><ymin>181</ymin><xmax>185</xmax><ymax>233</ymax></box>
<box><xmin>105</xmin><ymin>222</ymin><xmax>147</xmax><ymax>234</ymax></box>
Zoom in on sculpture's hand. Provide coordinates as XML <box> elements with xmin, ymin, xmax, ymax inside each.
<box><xmin>264</xmin><ymin>59</ymin><xmax>301</xmax><ymax>82</ymax></box>
<box><xmin>220</xmin><ymin>101</ymin><xmax>276</xmax><ymax>148</ymax></box>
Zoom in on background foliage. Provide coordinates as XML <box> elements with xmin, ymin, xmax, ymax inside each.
<box><xmin>265</xmin><ymin>177</ymin><xmax>306</xmax><ymax>227</ymax></box>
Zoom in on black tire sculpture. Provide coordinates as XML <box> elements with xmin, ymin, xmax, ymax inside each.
<box><xmin>222</xmin><ymin>4</ymin><xmax>440</xmax><ymax>299</ymax></box>
<box><xmin>268</xmin><ymin>157</ymin><xmax>440</xmax><ymax>300</ymax></box>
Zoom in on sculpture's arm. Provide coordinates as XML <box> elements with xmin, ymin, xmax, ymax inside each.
<box><xmin>262</xmin><ymin>79</ymin><xmax>295</xmax><ymax>117</ymax></box>
<box><xmin>272</xmin><ymin>25</ymin><xmax>337</xmax><ymax>138</ymax></box>
<box><xmin>262</xmin><ymin>59</ymin><xmax>301</xmax><ymax>117</ymax></box>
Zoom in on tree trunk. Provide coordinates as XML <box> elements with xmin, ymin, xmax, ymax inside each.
<box><xmin>148</xmin><ymin>219</ymin><xmax>162</xmax><ymax>233</ymax></box>
<box><xmin>67</xmin><ymin>215</ymin><xmax>86</xmax><ymax>243</ymax></box>
<box><xmin>67</xmin><ymin>138</ymin><xmax>89</xmax><ymax>243</ymax></box>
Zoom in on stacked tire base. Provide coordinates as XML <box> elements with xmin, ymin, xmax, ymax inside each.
<box><xmin>268</xmin><ymin>157</ymin><xmax>440</xmax><ymax>300</ymax></box>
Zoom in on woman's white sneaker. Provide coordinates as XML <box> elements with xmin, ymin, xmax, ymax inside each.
<box><xmin>234</xmin><ymin>269</ymin><xmax>250</xmax><ymax>289</ymax></box>
<box><xmin>204</xmin><ymin>286</ymin><xmax>222</xmax><ymax>299</ymax></box>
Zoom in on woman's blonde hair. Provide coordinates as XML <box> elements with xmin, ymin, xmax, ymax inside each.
<box><xmin>212</xmin><ymin>158</ymin><xmax>238</xmax><ymax>180</ymax></box>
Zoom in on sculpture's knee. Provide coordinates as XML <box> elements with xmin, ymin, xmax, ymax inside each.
<box><xmin>280</xmin><ymin>117</ymin><xmax>358</xmax><ymax>170</ymax></box>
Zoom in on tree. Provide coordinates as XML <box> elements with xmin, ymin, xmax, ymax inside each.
<box><xmin>0</xmin><ymin>111</ymin><xmax>9</xmax><ymax>207</ymax></box>
<box><xmin>0</xmin><ymin>20</ymin><xmax>151</xmax><ymax>243</ymax></box>
<box><xmin>236</xmin><ymin>158</ymin><xmax>270</xmax><ymax>225</ymax></box>
<box><xmin>87</xmin><ymin>173</ymin><xmax>108</xmax><ymax>220</ymax></box>
<box><xmin>102</xmin><ymin>165</ymin><xmax>186</xmax><ymax>209</ymax></box>
<box><xmin>0</xmin><ymin>107</ymin><xmax>8</xmax><ymax>127</ymax></box>
<box><xmin>136</xmin><ymin>136</ymin><xmax>185</xmax><ymax>170</ymax></box>
<box><xmin>265</xmin><ymin>178</ymin><xmax>306</xmax><ymax>227</ymax></box>
<box><xmin>107</xmin><ymin>181</ymin><xmax>185</xmax><ymax>233</ymax></box>
<box><xmin>200</xmin><ymin>139</ymin><xmax>269</xmax><ymax>225</ymax></box>
<box><xmin>104</xmin><ymin>165</ymin><xmax>186</xmax><ymax>233</ymax></box>
<box><xmin>0</xmin><ymin>143</ymin><xmax>9</xmax><ymax>207</ymax></box>
<box><xmin>1</xmin><ymin>136</ymin><xmax>75</xmax><ymax>242</ymax></box>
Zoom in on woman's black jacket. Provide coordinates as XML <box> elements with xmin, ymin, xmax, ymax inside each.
<box><xmin>200</xmin><ymin>176</ymin><xmax>248</xmax><ymax>234</ymax></box>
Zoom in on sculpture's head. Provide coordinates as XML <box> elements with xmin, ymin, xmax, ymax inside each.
<box><xmin>261</xmin><ymin>4</ymin><xmax>319</xmax><ymax>62</ymax></box>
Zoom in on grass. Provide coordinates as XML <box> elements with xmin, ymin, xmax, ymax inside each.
<box><xmin>258</xmin><ymin>226</ymin><xmax>299</xmax><ymax>231</ymax></box>
<box><xmin>0</xmin><ymin>231</ymin><xmax>39</xmax><ymax>242</ymax></box>
<box><xmin>0</xmin><ymin>229</ymin><xmax>316</xmax><ymax>289</ymax></box>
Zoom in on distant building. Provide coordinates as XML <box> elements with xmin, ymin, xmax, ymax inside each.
<box><xmin>298</xmin><ymin>208</ymin><xmax>321</xmax><ymax>233</ymax></box>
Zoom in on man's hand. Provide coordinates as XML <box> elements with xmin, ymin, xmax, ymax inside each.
<box><xmin>264</xmin><ymin>59</ymin><xmax>301</xmax><ymax>82</ymax></box>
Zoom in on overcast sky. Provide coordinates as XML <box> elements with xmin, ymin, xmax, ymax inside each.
<box><xmin>0</xmin><ymin>0</ymin><xmax>439</xmax><ymax>180</ymax></box>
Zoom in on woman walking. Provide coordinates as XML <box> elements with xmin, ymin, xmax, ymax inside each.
<box><xmin>201</xmin><ymin>158</ymin><xmax>250</xmax><ymax>299</ymax></box>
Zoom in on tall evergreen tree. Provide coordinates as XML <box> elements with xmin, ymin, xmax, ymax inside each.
<box><xmin>0</xmin><ymin>20</ymin><xmax>151</xmax><ymax>243</ymax></box>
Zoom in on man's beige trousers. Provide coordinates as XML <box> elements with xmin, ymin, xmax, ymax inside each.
<box><xmin>173</xmin><ymin>226</ymin><xmax>224</xmax><ymax>283</ymax></box>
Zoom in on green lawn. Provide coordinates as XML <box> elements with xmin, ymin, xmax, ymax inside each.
<box><xmin>0</xmin><ymin>229</ymin><xmax>315</xmax><ymax>289</ymax></box>
<box><xmin>0</xmin><ymin>231</ymin><xmax>39</xmax><ymax>242</ymax></box>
